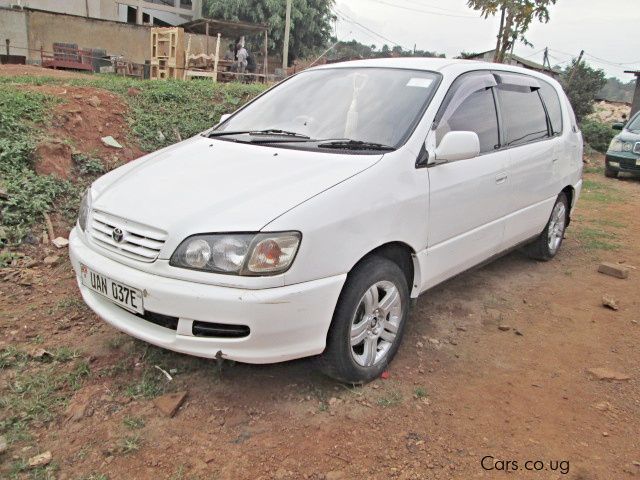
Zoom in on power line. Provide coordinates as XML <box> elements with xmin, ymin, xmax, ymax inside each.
<box><xmin>334</xmin><ymin>8</ymin><xmax>404</xmax><ymax>47</ymax></box>
<box><xmin>370</xmin><ymin>0</ymin><xmax>480</xmax><ymax>18</ymax></box>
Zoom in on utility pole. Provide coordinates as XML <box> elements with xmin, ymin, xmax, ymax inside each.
<box><xmin>282</xmin><ymin>0</ymin><xmax>292</xmax><ymax>71</ymax></box>
<box><xmin>567</xmin><ymin>49</ymin><xmax>584</xmax><ymax>87</ymax></box>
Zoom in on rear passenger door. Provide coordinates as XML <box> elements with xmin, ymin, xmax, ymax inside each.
<box><xmin>494</xmin><ymin>72</ymin><xmax>558</xmax><ymax>247</ymax></box>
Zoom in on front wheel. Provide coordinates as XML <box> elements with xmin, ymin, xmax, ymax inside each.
<box><xmin>319</xmin><ymin>256</ymin><xmax>410</xmax><ymax>384</ymax></box>
<box><xmin>524</xmin><ymin>192</ymin><xmax>569</xmax><ymax>261</ymax></box>
<box><xmin>604</xmin><ymin>167</ymin><xmax>618</xmax><ymax>178</ymax></box>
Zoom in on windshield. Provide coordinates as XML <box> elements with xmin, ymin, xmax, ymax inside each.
<box><xmin>627</xmin><ymin>112</ymin><xmax>640</xmax><ymax>132</ymax></box>
<box><xmin>214</xmin><ymin>67</ymin><xmax>440</xmax><ymax>148</ymax></box>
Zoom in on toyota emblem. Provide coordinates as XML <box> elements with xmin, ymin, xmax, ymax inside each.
<box><xmin>112</xmin><ymin>228</ymin><xmax>124</xmax><ymax>243</ymax></box>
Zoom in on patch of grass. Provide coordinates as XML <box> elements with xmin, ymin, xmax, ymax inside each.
<box><xmin>79</xmin><ymin>475</ymin><xmax>109</xmax><ymax>480</ymax></box>
<box><xmin>8</xmin><ymin>459</ymin><xmax>59</xmax><ymax>480</ymax></box>
<box><xmin>376</xmin><ymin>390</ymin><xmax>403</xmax><ymax>407</ymax></box>
<box><xmin>119</xmin><ymin>434</ymin><xmax>142</xmax><ymax>454</ymax></box>
<box><xmin>576</xmin><ymin>227</ymin><xmax>619</xmax><ymax>251</ymax></box>
<box><xmin>0</xmin><ymin>357</ymin><xmax>90</xmax><ymax>443</ymax></box>
<box><xmin>413</xmin><ymin>387</ymin><xmax>427</xmax><ymax>398</ymax></box>
<box><xmin>581</xmin><ymin>179</ymin><xmax>621</xmax><ymax>204</ymax></box>
<box><xmin>0</xmin><ymin>251</ymin><xmax>20</xmax><ymax>267</ymax></box>
<box><xmin>105</xmin><ymin>335</ymin><xmax>127</xmax><ymax>350</ymax></box>
<box><xmin>0</xmin><ymin>345</ymin><xmax>30</xmax><ymax>369</ymax></box>
<box><xmin>590</xmin><ymin>218</ymin><xmax>626</xmax><ymax>229</ymax></box>
<box><xmin>124</xmin><ymin>370</ymin><xmax>164</xmax><ymax>399</ymax></box>
<box><xmin>123</xmin><ymin>415</ymin><xmax>145</xmax><ymax>430</ymax></box>
<box><xmin>72</xmin><ymin>153</ymin><xmax>105</xmax><ymax>176</ymax></box>
<box><xmin>51</xmin><ymin>346</ymin><xmax>80</xmax><ymax>363</ymax></box>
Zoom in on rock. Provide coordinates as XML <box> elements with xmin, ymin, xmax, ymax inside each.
<box><xmin>325</xmin><ymin>471</ymin><xmax>346</xmax><ymax>480</ymax></box>
<box><xmin>157</xmin><ymin>130</ymin><xmax>166</xmax><ymax>142</ymax></box>
<box><xmin>602</xmin><ymin>295</ymin><xmax>619</xmax><ymax>311</ymax></box>
<box><xmin>514</xmin><ymin>329</ymin><xmax>524</xmax><ymax>336</ymax></box>
<box><xmin>153</xmin><ymin>391</ymin><xmax>187</xmax><ymax>417</ymax></box>
<box><xmin>598</xmin><ymin>262</ymin><xmax>629</xmax><ymax>279</ymax></box>
<box><xmin>456</xmin><ymin>325</ymin><xmax>467</xmax><ymax>332</ymax></box>
<box><xmin>0</xmin><ymin>187</ymin><xmax>7</xmax><ymax>200</ymax></box>
<box><xmin>428</xmin><ymin>338</ymin><xmax>439</xmax><ymax>345</ymax></box>
<box><xmin>101</xmin><ymin>136</ymin><xmax>123</xmax><ymax>149</ymax></box>
<box><xmin>127</xmin><ymin>87</ymin><xmax>141</xmax><ymax>97</ymax></box>
<box><xmin>498</xmin><ymin>325</ymin><xmax>511</xmax><ymax>331</ymax></box>
<box><xmin>28</xmin><ymin>451</ymin><xmax>52</xmax><ymax>468</ymax></box>
<box><xmin>52</xmin><ymin>237</ymin><xmax>69</xmax><ymax>249</ymax></box>
<box><xmin>0</xmin><ymin>435</ymin><xmax>7</xmax><ymax>454</ymax></box>
<box><xmin>87</xmin><ymin>95</ymin><xmax>101</xmax><ymax>108</ymax></box>
<box><xmin>31</xmin><ymin>348</ymin><xmax>52</xmax><ymax>359</ymax></box>
<box><xmin>34</xmin><ymin>140</ymin><xmax>73</xmax><ymax>180</ymax></box>
<box><xmin>587</xmin><ymin>367</ymin><xmax>631</xmax><ymax>381</ymax></box>
<box><xmin>43</xmin><ymin>255</ymin><xmax>60</xmax><ymax>266</ymax></box>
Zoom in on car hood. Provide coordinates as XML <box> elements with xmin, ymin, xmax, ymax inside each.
<box><xmin>617</xmin><ymin>130</ymin><xmax>640</xmax><ymax>142</ymax></box>
<box><xmin>92</xmin><ymin>135</ymin><xmax>381</xmax><ymax>250</ymax></box>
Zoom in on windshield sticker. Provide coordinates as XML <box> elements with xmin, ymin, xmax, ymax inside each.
<box><xmin>407</xmin><ymin>78</ymin><xmax>433</xmax><ymax>88</ymax></box>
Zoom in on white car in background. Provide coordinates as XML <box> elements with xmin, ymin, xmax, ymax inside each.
<box><xmin>70</xmin><ymin>58</ymin><xmax>583</xmax><ymax>383</ymax></box>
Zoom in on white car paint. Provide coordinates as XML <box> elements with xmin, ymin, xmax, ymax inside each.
<box><xmin>69</xmin><ymin>57</ymin><xmax>583</xmax><ymax>364</ymax></box>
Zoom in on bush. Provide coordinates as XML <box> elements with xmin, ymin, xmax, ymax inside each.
<box><xmin>581</xmin><ymin>119</ymin><xmax>617</xmax><ymax>153</ymax></box>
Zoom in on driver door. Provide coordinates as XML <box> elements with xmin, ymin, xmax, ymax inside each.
<box><xmin>419</xmin><ymin>71</ymin><xmax>511</xmax><ymax>291</ymax></box>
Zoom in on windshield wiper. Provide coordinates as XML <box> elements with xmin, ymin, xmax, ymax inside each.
<box><xmin>317</xmin><ymin>139</ymin><xmax>395</xmax><ymax>151</ymax></box>
<box><xmin>208</xmin><ymin>129</ymin><xmax>310</xmax><ymax>139</ymax></box>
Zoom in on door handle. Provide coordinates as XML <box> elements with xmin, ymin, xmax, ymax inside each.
<box><xmin>495</xmin><ymin>173</ymin><xmax>508</xmax><ymax>184</ymax></box>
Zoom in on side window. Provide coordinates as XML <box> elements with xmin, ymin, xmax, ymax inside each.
<box><xmin>497</xmin><ymin>84</ymin><xmax>550</xmax><ymax>146</ymax></box>
<box><xmin>435</xmin><ymin>72</ymin><xmax>500</xmax><ymax>154</ymax></box>
<box><xmin>539</xmin><ymin>81</ymin><xmax>563</xmax><ymax>135</ymax></box>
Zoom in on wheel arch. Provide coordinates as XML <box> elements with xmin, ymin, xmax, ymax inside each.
<box><xmin>348</xmin><ymin>241</ymin><xmax>419</xmax><ymax>298</ymax></box>
<box><xmin>561</xmin><ymin>185</ymin><xmax>574</xmax><ymax>225</ymax></box>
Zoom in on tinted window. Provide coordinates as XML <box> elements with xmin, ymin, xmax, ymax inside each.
<box><xmin>498</xmin><ymin>85</ymin><xmax>549</xmax><ymax>146</ymax></box>
<box><xmin>539</xmin><ymin>81</ymin><xmax>563</xmax><ymax>135</ymax></box>
<box><xmin>436</xmin><ymin>88</ymin><xmax>499</xmax><ymax>154</ymax></box>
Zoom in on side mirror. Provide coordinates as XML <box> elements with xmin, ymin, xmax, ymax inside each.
<box><xmin>219</xmin><ymin>113</ymin><xmax>232</xmax><ymax>124</ymax></box>
<box><xmin>612</xmin><ymin>122</ymin><xmax>624</xmax><ymax>131</ymax></box>
<box><xmin>433</xmin><ymin>131</ymin><xmax>480</xmax><ymax>164</ymax></box>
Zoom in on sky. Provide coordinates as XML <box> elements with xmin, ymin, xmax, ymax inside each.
<box><xmin>332</xmin><ymin>0</ymin><xmax>640</xmax><ymax>81</ymax></box>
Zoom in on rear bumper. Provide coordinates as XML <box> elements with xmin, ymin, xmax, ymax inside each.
<box><xmin>69</xmin><ymin>228</ymin><xmax>346</xmax><ymax>364</ymax></box>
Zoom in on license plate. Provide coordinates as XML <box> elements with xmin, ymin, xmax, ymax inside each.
<box><xmin>80</xmin><ymin>264</ymin><xmax>144</xmax><ymax>314</ymax></box>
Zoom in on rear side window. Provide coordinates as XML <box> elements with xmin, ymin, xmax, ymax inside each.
<box><xmin>497</xmin><ymin>85</ymin><xmax>549</xmax><ymax>147</ymax></box>
<box><xmin>435</xmin><ymin>72</ymin><xmax>500</xmax><ymax>154</ymax></box>
<box><xmin>539</xmin><ymin>81</ymin><xmax>563</xmax><ymax>135</ymax></box>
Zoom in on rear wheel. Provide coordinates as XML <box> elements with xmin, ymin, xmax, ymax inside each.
<box><xmin>319</xmin><ymin>256</ymin><xmax>409</xmax><ymax>384</ymax></box>
<box><xmin>524</xmin><ymin>193</ymin><xmax>568</xmax><ymax>261</ymax></box>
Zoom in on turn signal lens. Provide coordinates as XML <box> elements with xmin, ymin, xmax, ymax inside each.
<box><xmin>247</xmin><ymin>234</ymin><xmax>300</xmax><ymax>273</ymax></box>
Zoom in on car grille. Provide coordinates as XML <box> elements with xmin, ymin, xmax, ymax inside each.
<box><xmin>90</xmin><ymin>210</ymin><xmax>167</xmax><ymax>262</ymax></box>
<box><xmin>620</xmin><ymin>157</ymin><xmax>640</xmax><ymax>171</ymax></box>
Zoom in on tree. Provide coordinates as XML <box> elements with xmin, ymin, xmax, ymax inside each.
<box><xmin>561</xmin><ymin>58</ymin><xmax>606</xmax><ymax>122</ymax></box>
<box><xmin>467</xmin><ymin>0</ymin><xmax>556</xmax><ymax>63</ymax></box>
<box><xmin>203</xmin><ymin>0</ymin><xmax>335</xmax><ymax>63</ymax></box>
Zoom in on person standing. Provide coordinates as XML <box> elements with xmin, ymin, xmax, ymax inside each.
<box><xmin>236</xmin><ymin>43</ymin><xmax>248</xmax><ymax>73</ymax></box>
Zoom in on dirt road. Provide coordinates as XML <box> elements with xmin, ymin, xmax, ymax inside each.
<box><xmin>1</xmin><ymin>168</ymin><xmax>639</xmax><ymax>480</ymax></box>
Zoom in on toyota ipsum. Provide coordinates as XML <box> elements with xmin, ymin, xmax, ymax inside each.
<box><xmin>69</xmin><ymin>58</ymin><xmax>583</xmax><ymax>383</ymax></box>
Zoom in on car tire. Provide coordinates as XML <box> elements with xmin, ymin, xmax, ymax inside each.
<box><xmin>318</xmin><ymin>256</ymin><xmax>410</xmax><ymax>384</ymax></box>
<box><xmin>524</xmin><ymin>192</ymin><xmax>569</xmax><ymax>262</ymax></box>
<box><xmin>604</xmin><ymin>167</ymin><xmax>618</xmax><ymax>178</ymax></box>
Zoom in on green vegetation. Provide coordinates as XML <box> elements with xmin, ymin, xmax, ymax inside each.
<box><xmin>561</xmin><ymin>59</ymin><xmax>607</xmax><ymax>122</ymax></box>
<box><xmin>581</xmin><ymin>179</ymin><xmax>621</xmax><ymax>204</ymax></box>
<box><xmin>0</xmin><ymin>87</ymin><xmax>74</xmax><ymax>243</ymax></box>
<box><xmin>123</xmin><ymin>415</ymin><xmax>145</xmax><ymax>430</ymax></box>
<box><xmin>576</xmin><ymin>227</ymin><xmax>619</xmax><ymax>251</ymax></box>
<box><xmin>0</xmin><ymin>346</ymin><xmax>90</xmax><ymax>443</ymax></box>
<box><xmin>0</xmin><ymin>76</ymin><xmax>267</xmax><ymax>244</ymax></box>
<box><xmin>413</xmin><ymin>386</ymin><xmax>427</xmax><ymax>398</ymax></box>
<box><xmin>376</xmin><ymin>390</ymin><xmax>403</xmax><ymax>407</ymax></box>
<box><xmin>119</xmin><ymin>434</ymin><xmax>142</xmax><ymax>454</ymax></box>
<box><xmin>581</xmin><ymin>119</ymin><xmax>617</xmax><ymax>153</ymax></box>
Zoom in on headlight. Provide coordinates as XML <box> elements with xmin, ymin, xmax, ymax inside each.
<box><xmin>170</xmin><ymin>232</ymin><xmax>301</xmax><ymax>276</ymax></box>
<box><xmin>78</xmin><ymin>187</ymin><xmax>92</xmax><ymax>231</ymax></box>
<box><xmin>608</xmin><ymin>138</ymin><xmax>623</xmax><ymax>152</ymax></box>
<box><xmin>622</xmin><ymin>142</ymin><xmax>633</xmax><ymax>152</ymax></box>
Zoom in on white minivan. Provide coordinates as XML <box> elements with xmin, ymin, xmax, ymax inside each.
<box><xmin>70</xmin><ymin>58</ymin><xmax>583</xmax><ymax>383</ymax></box>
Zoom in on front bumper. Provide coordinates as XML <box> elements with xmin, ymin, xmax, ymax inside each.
<box><xmin>605</xmin><ymin>152</ymin><xmax>640</xmax><ymax>174</ymax></box>
<box><xmin>69</xmin><ymin>228</ymin><xmax>346</xmax><ymax>364</ymax></box>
